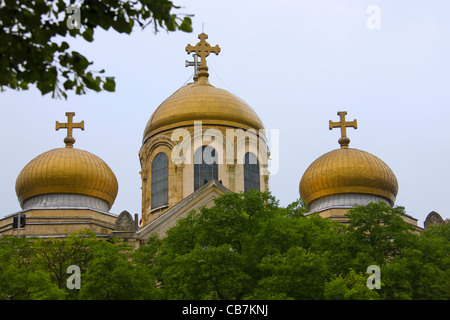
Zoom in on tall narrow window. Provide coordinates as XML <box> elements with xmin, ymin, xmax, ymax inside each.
<box><xmin>244</xmin><ymin>152</ymin><xmax>260</xmax><ymax>192</ymax></box>
<box><xmin>151</xmin><ymin>152</ymin><xmax>168</xmax><ymax>209</ymax></box>
<box><xmin>194</xmin><ymin>146</ymin><xmax>218</xmax><ymax>191</ymax></box>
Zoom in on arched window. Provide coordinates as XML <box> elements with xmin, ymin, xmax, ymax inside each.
<box><xmin>244</xmin><ymin>152</ymin><xmax>260</xmax><ymax>192</ymax></box>
<box><xmin>194</xmin><ymin>146</ymin><xmax>218</xmax><ymax>191</ymax></box>
<box><xmin>151</xmin><ymin>152</ymin><xmax>168</xmax><ymax>209</ymax></box>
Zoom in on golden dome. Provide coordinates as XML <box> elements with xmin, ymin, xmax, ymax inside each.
<box><xmin>299</xmin><ymin>148</ymin><xmax>398</xmax><ymax>206</ymax></box>
<box><xmin>15</xmin><ymin>148</ymin><xmax>118</xmax><ymax>209</ymax></box>
<box><xmin>143</xmin><ymin>75</ymin><xmax>264</xmax><ymax>143</ymax></box>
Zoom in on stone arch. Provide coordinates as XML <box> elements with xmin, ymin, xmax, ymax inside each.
<box><xmin>424</xmin><ymin>211</ymin><xmax>444</xmax><ymax>229</ymax></box>
<box><xmin>115</xmin><ymin>210</ymin><xmax>136</xmax><ymax>231</ymax></box>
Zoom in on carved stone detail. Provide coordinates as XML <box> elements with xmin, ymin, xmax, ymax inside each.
<box><xmin>115</xmin><ymin>210</ymin><xmax>136</xmax><ymax>231</ymax></box>
<box><xmin>424</xmin><ymin>211</ymin><xmax>444</xmax><ymax>229</ymax></box>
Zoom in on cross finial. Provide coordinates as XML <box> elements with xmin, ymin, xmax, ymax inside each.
<box><xmin>55</xmin><ymin>112</ymin><xmax>84</xmax><ymax>148</ymax></box>
<box><xmin>185</xmin><ymin>33</ymin><xmax>220</xmax><ymax>79</ymax></box>
<box><xmin>329</xmin><ymin>111</ymin><xmax>357</xmax><ymax>148</ymax></box>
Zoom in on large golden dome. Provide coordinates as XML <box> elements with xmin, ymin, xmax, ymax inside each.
<box><xmin>143</xmin><ymin>75</ymin><xmax>264</xmax><ymax>143</ymax></box>
<box><xmin>299</xmin><ymin>148</ymin><xmax>398</xmax><ymax>206</ymax></box>
<box><xmin>15</xmin><ymin>148</ymin><xmax>118</xmax><ymax>209</ymax></box>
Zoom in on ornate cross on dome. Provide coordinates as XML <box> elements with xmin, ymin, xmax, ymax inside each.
<box><xmin>56</xmin><ymin>112</ymin><xmax>84</xmax><ymax>148</ymax></box>
<box><xmin>185</xmin><ymin>33</ymin><xmax>220</xmax><ymax>69</ymax></box>
<box><xmin>329</xmin><ymin>111</ymin><xmax>357</xmax><ymax>148</ymax></box>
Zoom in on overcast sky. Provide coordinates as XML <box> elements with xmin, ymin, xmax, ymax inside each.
<box><xmin>1</xmin><ymin>0</ymin><xmax>449</xmax><ymax>227</ymax></box>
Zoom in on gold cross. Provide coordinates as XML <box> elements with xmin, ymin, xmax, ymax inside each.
<box><xmin>55</xmin><ymin>112</ymin><xmax>84</xmax><ymax>148</ymax></box>
<box><xmin>186</xmin><ymin>33</ymin><xmax>220</xmax><ymax>68</ymax></box>
<box><xmin>329</xmin><ymin>111</ymin><xmax>357</xmax><ymax>148</ymax></box>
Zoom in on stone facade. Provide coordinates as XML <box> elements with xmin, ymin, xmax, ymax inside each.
<box><xmin>424</xmin><ymin>211</ymin><xmax>447</xmax><ymax>229</ymax></box>
<box><xmin>0</xmin><ymin>208</ymin><xmax>117</xmax><ymax>238</ymax></box>
<box><xmin>139</xmin><ymin>124</ymin><xmax>269</xmax><ymax>227</ymax></box>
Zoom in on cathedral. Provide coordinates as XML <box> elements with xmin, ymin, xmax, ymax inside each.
<box><xmin>0</xmin><ymin>33</ymin><xmax>446</xmax><ymax>245</ymax></box>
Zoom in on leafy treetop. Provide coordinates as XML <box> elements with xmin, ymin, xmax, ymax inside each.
<box><xmin>0</xmin><ymin>0</ymin><xmax>193</xmax><ymax>99</ymax></box>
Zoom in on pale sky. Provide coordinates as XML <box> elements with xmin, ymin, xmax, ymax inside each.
<box><xmin>1</xmin><ymin>0</ymin><xmax>449</xmax><ymax>227</ymax></box>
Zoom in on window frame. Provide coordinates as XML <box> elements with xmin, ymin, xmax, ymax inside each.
<box><xmin>151</xmin><ymin>152</ymin><xmax>169</xmax><ymax>209</ymax></box>
<box><xmin>244</xmin><ymin>152</ymin><xmax>260</xmax><ymax>192</ymax></box>
<box><xmin>194</xmin><ymin>146</ymin><xmax>218</xmax><ymax>191</ymax></box>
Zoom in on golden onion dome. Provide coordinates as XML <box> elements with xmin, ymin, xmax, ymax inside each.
<box><xmin>15</xmin><ymin>147</ymin><xmax>118</xmax><ymax>209</ymax></box>
<box><xmin>143</xmin><ymin>74</ymin><xmax>264</xmax><ymax>143</ymax></box>
<box><xmin>299</xmin><ymin>148</ymin><xmax>398</xmax><ymax>207</ymax></box>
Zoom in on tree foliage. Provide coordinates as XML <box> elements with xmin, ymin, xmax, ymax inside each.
<box><xmin>0</xmin><ymin>0</ymin><xmax>193</xmax><ymax>98</ymax></box>
<box><xmin>0</xmin><ymin>192</ymin><xmax>448</xmax><ymax>300</ymax></box>
<box><xmin>145</xmin><ymin>194</ymin><xmax>449</xmax><ymax>300</ymax></box>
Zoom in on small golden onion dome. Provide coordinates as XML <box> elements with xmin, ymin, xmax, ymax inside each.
<box><xmin>299</xmin><ymin>148</ymin><xmax>398</xmax><ymax>207</ymax></box>
<box><xmin>15</xmin><ymin>148</ymin><xmax>118</xmax><ymax>209</ymax></box>
<box><xmin>143</xmin><ymin>75</ymin><xmax>264</xmax><ymax>143</ymax></box>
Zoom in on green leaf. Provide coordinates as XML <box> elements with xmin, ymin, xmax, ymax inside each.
<box><xmin>83</xmin><ymin>72</ymin><xmax>101</xmax><ymax>91</ymax></box>
<box><xmin>112</xmin><ymin>14</ymin><xmax>131</xmax><ymax>33</ymax></box>
<box><xmin>59</xmin><ymin>41</ymin><xmax>69</xmax><ymax>51</ymax></box>
<box><xmin>82</xmin><ymin>28</ymin><xmax>94</xmax><ymax>42</ymax></box>
<box><xmin>165</xmin><ymin>15</ymin><xmax>176</xmax><ymax>31</ymax></box>
<box><xmin>19</xmin><ymin>82</ymin><xmax>29</xmax><ymax>90</ymax></box>
<box><xmin>63</xmin><ymin>79</ymin><xmax>75</xmax><ymax>90</ymax></box>
<box><xmin>103</xmin><ymin>77</ymin><xmax>115</xmax><ymax>92</ymax></box>
<box><xmin>179</xmin><ymin>17</ymin><xmax>193</xmax><ymax>32</ymax></box>
<box><xmin>71</xmin><ymin>51</ymin><xmax>91</xmax><ymax>74</ymax></box>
